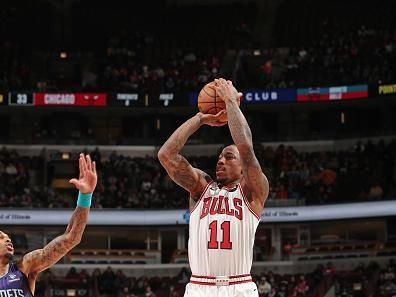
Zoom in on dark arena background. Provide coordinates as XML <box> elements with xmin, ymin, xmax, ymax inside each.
<box><xmin>1</xmin><ymin>0</ymin><xmax>396</xmax><ymax>296</ymax></box>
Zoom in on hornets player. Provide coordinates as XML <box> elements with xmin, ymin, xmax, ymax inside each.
<box><xmin>0</xmin><ymin>154</ymin><xmax>97</xmax><ymax>297</ymax></box>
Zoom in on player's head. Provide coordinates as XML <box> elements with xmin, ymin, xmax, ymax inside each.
<box><xmin>0</xmin><ymin>231</ymin><xmax>14</xmax><ymax>259</ymax></box>
<box><xmin>216</xmin><ymin>144</ymin><xmax>243</xmax><ymax>185</ymax></box>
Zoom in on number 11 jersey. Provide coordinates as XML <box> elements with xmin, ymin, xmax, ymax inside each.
<box><xmin>188</xmin><ymin>182</ymin><xmax>261</xmax><ymax>276</ymax></box>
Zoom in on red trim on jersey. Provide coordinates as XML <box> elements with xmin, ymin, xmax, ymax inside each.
<box><xmin>190</xmin><ymin>182</ymin><xmax>213</xmax><ymax>214</ymax></box>
<box><xmin>189</xmin><ymin>279</ymin><xmax>253</xmax><ymax>286</ymax></box>
<box><xmin>219</xmin><ymin>184</ymin><xmax>237</xmax><ymax>191</ymax></box>
<box><xmin>238</xmin><ymin>184</ymin><xmax>261</xmax><ymax>220</ymax></box>
<box><xmin>191</xmin><ymin>273</ymin><xmax>250</xmax><ymax>279</ymax></box>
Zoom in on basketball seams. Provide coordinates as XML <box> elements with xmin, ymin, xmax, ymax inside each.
<box><xmin>205</xmin><ymin>84</ymin><xmax>216</xmax><ymax>91</ymax></box>
<box><xmin>206</xmin><ymin>107</ymin><xmax>218</xmax><ymax>114</ymax></box>
<box><xmin>198</xmin><ymin>82</ymin><xmax>226</xmax><ymax>115</ymax></box>
<box><xmin>214</xmin><ymin>86</ymin><xmax>217</xmax><ymax>112</ymax></box>
<box><xmin>202</xmin><ymin>86</ymin><xmax>216</xmax><ymax>98</ymax></box>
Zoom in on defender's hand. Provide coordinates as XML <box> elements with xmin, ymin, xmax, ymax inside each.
<box><xmin>197</xmin><ymin>111</ymin><xmax>228</xmax><ymax>127</ymax></box>
<box><xmin>69</xmin><ymin>153</ymin><xmax>97</xmax><ymax>194</ymax></box>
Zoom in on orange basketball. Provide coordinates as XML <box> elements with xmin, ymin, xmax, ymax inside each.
<box><xmin>198</xmin><ymin>82</ymin><xmax>227</xmax><ymax>122</ymax></box>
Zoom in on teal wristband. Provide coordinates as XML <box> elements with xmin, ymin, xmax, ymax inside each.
<box><xmin>77</xmin><ymin>192</ymin><xmax>93</xmax><ymax>208</ymax></box>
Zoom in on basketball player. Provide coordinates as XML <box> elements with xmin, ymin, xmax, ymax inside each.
<box><xmin>158</xmin><ymin>78</ymin><xmax>269</xmax><ymax>297</ymax></box>
<box><xmin>0</xmin><ymin>153</ymin><xmax>97</xmax><ymax>297</ymax></box>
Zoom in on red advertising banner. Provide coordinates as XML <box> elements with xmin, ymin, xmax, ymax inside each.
<box><xmin>34</xmin><ymin>93</ymin><xmax>107</xmax><ymax>106</ymax></box>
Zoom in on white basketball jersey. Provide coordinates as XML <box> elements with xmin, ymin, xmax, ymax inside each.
<box><xmin>188</xmin><ymin>182</ymin><xmax>260</xmax><ymax>276</ymax></box>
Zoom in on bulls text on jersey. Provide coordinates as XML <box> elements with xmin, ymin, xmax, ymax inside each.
<box><xmin>200</xmin><ymin>196</ymin><xmax>243</xmax><ymax>220</ymax></box>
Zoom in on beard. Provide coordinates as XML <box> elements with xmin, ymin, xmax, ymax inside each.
<box><xmin>5</xmin><ymin>252</ymin><xmax>14</xmax><ymax>262</ymax></box>
<box><xmin>215</xmin><ymin>177</ymin><xmax>225</xmax><ymax>185</ymax></box>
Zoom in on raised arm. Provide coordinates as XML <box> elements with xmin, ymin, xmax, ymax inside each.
<box><xmin>215</xmin><ymin>78</ymin><xmax>269</xmax><ymax>213</ymax></box>
<box><xmin>158</xmin><ymin>112</ymin><xmax>225</xmax><ymax>199</ymax></box>
<box><xmin>18</xmin><ymin>154</ymin><xmax>97</xmax><ymax>278</ymax></box>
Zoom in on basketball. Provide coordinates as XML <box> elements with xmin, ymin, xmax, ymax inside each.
<box><xmin>198</xmin><ymin>81</ymin><xmax>240</xmax><ymax>123</ymax></box>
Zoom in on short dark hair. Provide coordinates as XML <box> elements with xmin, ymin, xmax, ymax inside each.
<box><xmin>217</xmin><ymin>143</ymin><xmax>236</xmax><ymax>156</ymax></box>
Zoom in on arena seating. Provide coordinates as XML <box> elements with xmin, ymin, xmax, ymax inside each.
<box><xmin>0</xmin><ymin>1</ymin><xmax>257</xmax><ymax>92</ymax></box>
<box><xmin>2</xmin><ymin>0</ymin><xmax>395</xmax><ymax>92</ymax></box>
<box><xmin>67</xmin><ymin>249</ymin><xmax>161</xmax><ymax>265</ymax></box>
<box><xmin>239</xmin><ymin>24</ymin><xmax>396</xmax><ymax>88</ymax></box>
<box><xmin>35</xmin><ymin>267</ymin><xmax>322</xmax><ymax>297</ymax></box>
<box><xmin>238</xmin><ymin>0</ymin><xmax>396</xmax><ymax>89</ymax></box>
<box><xmin>291</xmin><ymin>243</ymin><xmax>377</xmax><ymax>261</ymax></box>
<box><xmin>376</xmin><ymin>259</ymin><xmax>396</xmax><ymax>297</ymax></box>
<box><xmin>1</xmin><ymin>139</ymin><xmax>395</xmax><ymax>209</ymax></box>
<box><xmin>333</xmin><ymin>261</ymin><xmax>381</xmax><ymax>297</ymax></box>
<box><xmin>170</xmin><ymin>249</ymin><xmax>188</xmax><ymax>264</ymax></box>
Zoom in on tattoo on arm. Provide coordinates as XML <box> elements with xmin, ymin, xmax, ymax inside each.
<box><xmin>225</xmin><ymin>101</ymin><xmax>253</xmax><ymax>147</ymax></box>
<box><xmin>173</xmin><ymin>156</ymin><xmax>199</xmax><ymax>190</ymax></box>
<box><xmin>226</xmin><ymin>101</ymin><xmax>268</xmax><ymax>203</ymax></box>
<box><xmin>22</xmin><ymin>207</ymin><xmax>89</xmax><ymax>274</ymax></box>
<box><xmin>159</xmin><ymin>115</ymin><xmax>202</xmax><ymax>158</ymax></box>
<box><xmin>158</xmin><ymin>115</ymin><xmax>206</xmax><ymax>194</ymax></box>
<box><xmin>241</xmin><ymin>148</ymin><xmax>264</xmax><ymax>184</ymax></box>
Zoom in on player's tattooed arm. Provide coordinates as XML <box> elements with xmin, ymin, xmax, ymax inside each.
<box><xmin>19</xmin><ymin>207</ymin><xmax>89</xmax><ymax>274</ymax></box>
<box><xmin>215</xmin><ymin>78</ymin><xmax>269</xmax><ymax>210</ymax></box>
<box><xmin>18</xmin><ymin>153</ymin><xmax>97</xmax><ymax>275</ymax></box>
<box><xmin>158</xmin><ymin>114</ymin><xmax>213</xmax><ymax>196</ymax></box>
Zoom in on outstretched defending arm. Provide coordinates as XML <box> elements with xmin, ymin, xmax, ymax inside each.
<box><xmin>18</xmin><ymin>153</ymin><xmax>97</xmax><ymax>276</ymax></box>
<box><xmin>215</xmin><ymin>78</ymin><xmax>269</xmax><ymax>214</ymax></box>
<box><xmin>158</xmin><ymin>111</ymin><xmax>225</xmax><ymax>199</ymax></box>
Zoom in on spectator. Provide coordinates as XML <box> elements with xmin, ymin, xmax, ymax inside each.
<box><xmin>117</xmin><ymin>286</ymin><xmax>136</xmax><ymax>297</ymax></box>
<box><xmin>66</xmin><ymin>267</ymin><xmax>80</xmax><ymax>281</ymax></box>
<box><xmin>79</xmin><ymin>269</ymin><xmax>91</xmax><ymax>284</ymax></box>
<box><xmin>294</xmin><ymin>275</ymin><xmax>309</xmax><ymax>297</ymax></box>
<box><xmin>324</xmin><ymin>262</ymin><xmax>336</xmax><ymax>276</ymax></box>
<box><xmin>168</xmin><ymin>285</ymin><xmax>180</xmax><ymax>297</ymax></box>
<box><xmin>384</xmin><ymin>266</ymin><xmax>395</xmax><ymax>280</ymax></box>
<box><xmin>277</xmin><ymin>282</ymin><xmax>288</xmax><ymax>297</ymax></box>
<box><xmin>114</xmin><ymin>270</ymin><xmax>129</xmax><ymax>291</ymax></box>
<box><xmin>282</xmin><ymin>242</ymin><xmax>292</xmax><ymax>260</ymax></box>
<box><xmin>368</xmin><ymin>183</ymin><xmax>384</xmax><ymax>199</ymax></box>
<box><xmin>258</xmin><ymin>276</ymin><xmax>272</xmax><ymax>296</ymax></box>
<box><xmin>268</xmin><ymin>287</ymin><xmax>278</xmax><ymax>297</ymax></box>
<box><xmin>145</xmin><ymin>286</ymin><xmax>156</xmax><ymax>297</ymax></box>
<box><xmin>177</xmin><ymin>267</ymin><xmax>190</xmax><ymax>284</ymax></box>
<box><xmin>101</xmin><ymin>266</ymin><xmax>115</xmax><ymax>295</ymax></box>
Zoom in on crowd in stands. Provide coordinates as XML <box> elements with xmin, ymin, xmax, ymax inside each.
<box><xmin>244</xmin><ymin>23</ymin><xmax>396</xmax><ymax>89</ymax></box>
<box><xmin>237</xmin><ymin>0</ymin><xmax>396</xmax><ymax>88</ymax></box>
<box><xmin>260</xmin><ymin>140</ymin><xmax>396</xmax><ymax>205</ymax></box>
<box><xmin>376</xmin><ymin>259</ymin><xmax>396</xmax><ymax>297</ymax></box>
<box><xmin>0</xmin><ymin>148</ymin><xmax>43</xmax><ymax>208</ymax></box>
<box><xmin>0</xmin><ymin>2</ymin><xmax>256</xmax><ymax>92</ymax></box>
<box><xmin>0</xmin><ymin>139</ymin><xmax>395</xmax><ymax>208</ymax></box>
<box><xmin>255</xmin><ymin>270</ymin><xmax>316</xmax><ymax>297</ymax></box>
<box><xmin>98</xmin><ymin>32</ymin><xmax>223</xmax><ymax>93</ymax></box>
<box><xmin>0</xmin><ymin>0</ymin><xmax>51</xmax><ymax>91</ymax></box>
<box><xmin>80</xmin><ymin>2</ymin><xmax>256</xmax><ymax>93</ymax></box>
<box><xmin>35</xmin><ymin>266</ymin><xmax>320</xmax><ymax>297</ymax></box>
<box><xmin>35</xmin><ymin>266</ymin><xmax>191</xmax><ymax>297</ymax></box>
<box><xmin>3</xmin><ymin>0</ymin><xmax>396</xmax><ymax>92</ymax></box>
<box><xmin>93</xmin><ymin>151</ymin><xmax>187</xmax><ymax>209</ymax></box>
<box><xmin>0</xmin><ymin>41</ymin><xmax>30</xmax><ymax>91</ymax></box>
<box><xmin>333</xmin><ymin>260</ymin><xmax>385</xmax><ymax>297</ymax></box>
